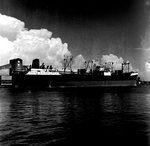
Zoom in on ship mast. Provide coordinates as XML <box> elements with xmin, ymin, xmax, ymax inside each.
<box><xmin>63</xmin><ymin>55</ymin><xmax>73</xmax><ymax>73</ymax></box>
<box><xmin>122</xmin><ymin>61</ymin><xmax>130</xmax><ymax>73</ymax></box>
<box><xmin>84</xmin><ymin>60</ymin><xmax>93</xmax><ymax>73</ymax></box>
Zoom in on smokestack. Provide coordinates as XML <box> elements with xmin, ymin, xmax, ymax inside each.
<box><xmin>32</xmin><ymin>59</ymin><xmax>40</xmax><ymax>68</ymax></box>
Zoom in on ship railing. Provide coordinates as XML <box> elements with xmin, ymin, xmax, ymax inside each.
<box><xmin>26</xmin><ymin>68</ymin><xmax>61</xmax><ymax>75</ymax></box>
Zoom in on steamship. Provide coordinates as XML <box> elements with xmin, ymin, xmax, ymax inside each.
<box><xmin>8</xmin><ymin>58</ymin><xmax>138</xmax><ymax>88</ymax></box>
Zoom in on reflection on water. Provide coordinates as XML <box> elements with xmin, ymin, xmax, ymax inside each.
<box><xmin>0</xmin><ymin>87</ymin><xmax>150</xmax><ymax>145</ymax></box>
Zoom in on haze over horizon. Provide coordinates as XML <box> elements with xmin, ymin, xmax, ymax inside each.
<box><xmin>0</xmin><ymin>0</ymin><xmax>150</xmax><ymax>80</ymax></box>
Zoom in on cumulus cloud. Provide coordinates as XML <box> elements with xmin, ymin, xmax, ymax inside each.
<box><xmin>145</xmin><ymin>62</ymin><xmax>150</xmax><ymax>72</ymax></box>
<box><xmin>0</xmin><ymin>13</ymin><xmax>72</xmax><ymax>68</ymax></box>
<box><xmin>101</xmin><ymin>54</ymin><xmax>124</xmax><ymax>70</ymax></box>
<box><xmin>0</xmin><ymin>13</ymin><xmax>25</xmax><ymax>41</ymax></box>
<box><xmin>72</xmin><ymin>54</ymin><xmax>85</xmax><ymax>69</ymax></box>
<box><xmin>101</xmin><ymin>54</ymin><xmax>134</xmax><ymax>71</ymax></box>
<box><xmin>0</xmin><ymin>36</ymin><xmax>14</xmax><ymax>65</ymax></box>
<box><xmin>13</xmin><ymin>29</ymin><xmax>71</xmax><ymax>67</ymax></box>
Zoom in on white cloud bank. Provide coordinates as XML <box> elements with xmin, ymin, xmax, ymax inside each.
<box><xmin>0</xmin><ymin>13</ymin><xmax>71</xmax><ymax>68</ymax></box>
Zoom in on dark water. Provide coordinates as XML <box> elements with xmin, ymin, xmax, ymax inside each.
<box><xmin>0</xmin><ymin>87</ymin><xmax>150</xmax><ymax>146</ymax></box>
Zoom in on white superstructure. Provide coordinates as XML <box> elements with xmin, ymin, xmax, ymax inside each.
<box><xmin>26</xmin><ymin>69</ymin><xmax>60</xmax><ymax>75</ymax></box>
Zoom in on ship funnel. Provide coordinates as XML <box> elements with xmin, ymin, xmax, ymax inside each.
<box><xmin>32</xmin><ymin>59</ymin><xmax>40</xmax><ymax>68</ymax></box>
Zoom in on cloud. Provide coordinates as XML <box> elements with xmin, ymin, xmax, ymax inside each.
<box><xmin>136</xmin><ymin>24</ymin><xmax>150</xmax><ymax>52</ymax></box>
<box><xmin>0</xmin><ymin>36</ymin><xmax>14</xmax><ymax>65</ymax></box>
<box><xmin>145</xmin><ymin>62</ymin><xmax>150</xmax><ymax>72</ymax></box>
<box><xmin>72</xmin><ymin>54</ymin><xmax>85</xmax><ymax>69</ymax></box>
<box><xmin>101</xmin><ymin>54</ymin><xmax>124</xmax><ymax>70</ymax></box>
<box><xmin>101</xmin><ymin>54</ymin><xmax>134</xmax><ymax>71</ymax></box>
<box><xmin>135</xmin><ymin>47</ymin><xmax>150</xmax><ymax>51</ymax></box>
<box><xmin>141</xmin><ymin>24</ymin><xmax>150</xmax><ymax>51</ymax></box>
<box><xmin>13</xmin><ymin>29</ymin><xmax>71</xmax><ymax>67</ymax></box>
<box><xmin>0</xmin><ymin>13</ymin><xmax>72</xmax><ymax>68</ymax></box>
<box><xmin>0</xmin><ymin>13</ymin><xmax>25</xmax><ymax>41</ymax></box>
<box><xmin>135</xmin><ymin>47</ymin><xmax>148</xmax><ymax>51</ymax></box>
<box><xmin>146</xmin><ymin>1</ymin><xmax>150</xmax><ymax>6</ymax></box>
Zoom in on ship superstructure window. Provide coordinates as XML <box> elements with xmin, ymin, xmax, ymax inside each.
<box><xmin>18</xmin><ymin>60</ymin><xmax>20</xmax><ymax>66</ymax></box>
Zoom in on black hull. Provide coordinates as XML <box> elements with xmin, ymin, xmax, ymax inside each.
<box><xmin>11</xmin><ymin>74</ymin><xmax>138</xmax><ymax>89</ymax></box>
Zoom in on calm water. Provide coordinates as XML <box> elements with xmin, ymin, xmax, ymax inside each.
<box><xmin>0</xmin><ymin>87</ymin><xmax>150</xmax><ymax>145</ymax></box>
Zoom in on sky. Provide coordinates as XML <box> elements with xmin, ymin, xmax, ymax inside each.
<box><xmin>0</xmin><ymin>0</ymin><xmax>150</xmax><ymax>80</ymax></box>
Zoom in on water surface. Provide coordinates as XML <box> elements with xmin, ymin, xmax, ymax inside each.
<box><xmin>0</xmin><ymin>87</ymin><xmax>150</xmax><ymax>145</ymax></box>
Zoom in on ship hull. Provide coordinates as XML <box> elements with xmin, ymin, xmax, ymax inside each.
<box><xmin>11</xmin><ymin>74</ymin><xmax>138</xmax><ymax>88</ymax></box>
